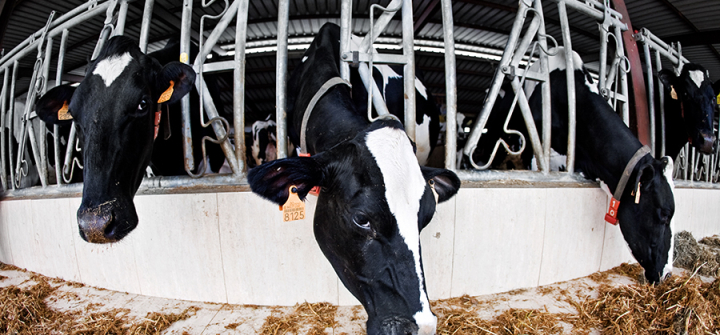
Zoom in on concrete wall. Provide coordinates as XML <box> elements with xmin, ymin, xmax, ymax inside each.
<box><xmin>0</xmin><ymin>187</ymin><xmax>717</xmax><ymax>305</ymax></box>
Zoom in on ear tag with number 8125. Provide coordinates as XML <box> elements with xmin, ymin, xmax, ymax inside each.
<box><xmin>280</xmin><ymin>185</ymin><xmax>305</xmax><ymax>222</ymax></box>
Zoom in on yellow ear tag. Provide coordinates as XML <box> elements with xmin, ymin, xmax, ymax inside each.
<box><xmin>716</xmin><ymin>92</ymin><xmax>720</xmax><ymax>105</ymax></box>
<box><xmin>57</xmin><ymin>100</ymin><xmax>72</xmax><ymax>120</ymax></box>
<box><xmin>157</xmin><ymin>80</ymin><xmax>175</xmax><ymax>103</ymax></box>
<box><xmin>280</xmin><ymin>185</ymin><xmax>305</xmax><ymax>222</ymax></box>
<box><xmin>670</xmin><ymin>86</ymin><xmax>678</xmax><ymax>100</ymax></box>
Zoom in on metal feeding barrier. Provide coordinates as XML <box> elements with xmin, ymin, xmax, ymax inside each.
<box><xmin>460</xmin><ymin>0</ymin><xmax>630</xmax><ymax>176</ymax></box>
<box><xmin>0</xmin><ymin>0</ymin><xmax>251</xmax><ymax>198</ymax></box>
<box><xmin>634</xmin><ymin>28</ymin><xmax>720</xmax><ymax>184</ymax></box>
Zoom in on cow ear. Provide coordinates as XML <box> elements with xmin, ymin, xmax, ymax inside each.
<box><xmin>155</xmin><ymin>62</ymin><xmax>196</xmax><ymax>105</ymax></box>
<box><xmin>420</xmin><ymin>166</ymin><xmax>460</xmax><ymax>203</ymax></box>
<box><xmin>247</xmin><ymin>155</ymin><xmax>325</xmax><ymax>205</ymax></box>
<box><xmin>634</xmin><ymin>162</ymin><xmax>656</xmax><ymax>192</ymax></box>
<box><xmin>658</xmin><ymin>69</ymin><xmax>677</xmax><ymax>88</ymax></box>
<box><xmin>35</xmin><ymin>85</ymin><xmax>76</xmax><ymax>125</ymax></box>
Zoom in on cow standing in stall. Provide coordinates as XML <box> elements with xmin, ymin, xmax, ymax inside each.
<box><xmin>655</xmin><ymin>65</ymin><xmax>716</xmax><ymax>159</ymax></box>
<box><xmin>248</xmin><ymin>23</ymin><xmax>460</xmax><ymax>335</ymax></box>
<box><xmin>35</xmin><ymin>36</ymin><xmax>222</xmax><ymax>243</ymax></box>
<box><xmin>520</xmin><ymin>47</ymin><xmax>676</xmax><ymax>283</ymax></box>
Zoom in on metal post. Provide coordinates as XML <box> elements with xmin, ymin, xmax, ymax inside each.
<box><xmin>276</xmin><ymin>0</ymin><xmax>289</xmax><ymax>159</ymax></box>
<box><xmin>441</xmin><ymin>0</ymin><xmax>456</xmax><ymax>171</ymax></box>
<box><xmin>643</xmin><ymin>42</ymin><xmax>655</xmax><ymax>157</ymax></box>
<box><xmin>557</xmin><ymin>1</ymin><xmax>576</xmax><ymax>174</ymax></box>
<box><xmin>8</xmin><ymin>61</ymin><xmax>17</xmax><ymax>189</ymax></box>
<box><xmin>233</xmin><ymin>0</ymin><xmax>249</xmax><ymax>175</ymax></box>
<box><xmin>54</xmin><ymin>29</ymin><xmax>69</xmax><ymax>185</ymax></box>
<box><xmin>654</xmin><ymin>50</ymin><xmax>665</xmax><ymax>157</ymax></box>
<box><xmin>535</xmin><ymin>0</ymin><xmax>552</xmax><ymax>173</ymax></box>
<box><xmin>114</xmin><ymin>0</ymin><xmax>129</xmax><ymax>36</ymax></box>
<box><xmin>0</xmin><ymin>68</ymin><xmax>8</xmax><ymax>190</ymax></box>
<box><xmin>615</xmin><ymin>24</ymin><xmax>630</xmax><ymax>125</ymax></box>
<box><xmin>139</xmin><ymin>0</ymin><xmax>155</xmax><ymax>53</ymax></box>
<box><xmin>180</xmin><ymin>0</ymin><xmax>195</xmax><ymax>171</ymax></box>
<box><xmin>401</xmin><ymin>0</ymin><xmax>415</xmax><ymax>141</ymax></box>
<box><xmin>339</xmin><ymin>0</ymin><xmax>352</xmax><ymax>82</ymax></box>
<box><xmin>598</xmin><ymin>24</ymin><xmax>608</xmax><ymax>97</ymax></box>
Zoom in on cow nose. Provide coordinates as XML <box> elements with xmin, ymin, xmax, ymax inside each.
<box><xmin>698</xmin><ymin>132</ymin><xmax>715</xmax><ymax>154</ymax></box>
<box><xmin>77</xmin><ymin>208</ymin><xmax>117</xmax><ymax>243</ymax></box>
<box><xmin>380</xmin><ymin>317</ymin><xmax>420</xmax><ymax>335</ymax></box>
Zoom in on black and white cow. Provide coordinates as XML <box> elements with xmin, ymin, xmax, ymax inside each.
<box><xmin>347</xmin><ymin>36</ymin><xmax>441</xmax><ymax>165</ymax></box>
<box><xmin>656</xmin><ymin>64</ymin><xmax>716</xmax><ymax>158</ymax></box>
<box><xmin>35</xmin><ymin>36</ymin><xmax>206</xmax><ymax>243</ymax></box>
<box><xmin>524</xmin><ymin>48</ymin><xmax>676</xmax><ymax>284</ymax></box>
<box><xmin>248</xmin><ymin>23</ymin><xmax>460</xmax><ymax>335</ymax></box>
<box><xmin>248</xmin><ymin>118</ymin><xmax>277</xmax><ymax>168</ymax></box>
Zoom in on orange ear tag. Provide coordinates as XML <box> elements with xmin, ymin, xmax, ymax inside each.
<box><xmin>604</xmin><ymin>197</ymin><xmax>620</xmax><ymax>225</ymax></box>
<box><xmin>280</xmin><ymin>185</ymin><xmax>305</xmax><ymax>222</ymax></box>
<box><xmin>670</xmin><ymin>86</ymin><xmax>678</xmax><ymax>100</ymax></box>
<box><xmin>57</xmin><ymin>100</ymin><xmax>72</xmax><ymax>120</ymax></box>
<box><xmin>298</xmin><ymin>153</ymin><xmax>321</xmax><ymax>196</ymax></box>
<box><xmin>157</xmin><ymin>80</ymin><xmax>175</xmax><ymax>103</ymax></box>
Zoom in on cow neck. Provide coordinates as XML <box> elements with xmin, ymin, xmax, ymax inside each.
<box><xmin>300</xmin><ymin>77</ymin><xmax>352</xmax><ymax>154</ymax></box>
<box><xmin>611</xmin><ymin>145</ymin><xmax>651</xmax><ymax>200</ymax></box>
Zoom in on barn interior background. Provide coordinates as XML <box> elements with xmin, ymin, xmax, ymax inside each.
<box><xmin>0</xmin><ymin>0</ymin><xmax>718</xmax><ymax>306</ymax></box>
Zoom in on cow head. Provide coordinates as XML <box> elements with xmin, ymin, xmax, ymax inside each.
<box><xmin>36</xmin><ymin>36</ymin><xmax>195</xmax><ymax>243</ymax></box>
<box><xmin>250</xmin><ymin>119</ymin><xmax>277</xmax><ymax>167</ymax></box>
<box><xmin>248</xmin><ymin>119</ymin><xmax>460</xmax><ymax>335</ymax></box>
<box><xmin>617</xmin><ymin>156</ymin><xmax>675</xmax><ymax>284</ymax></box>
<box><xmin>659</xmin><ymin>65</ymin><xmax>716</xmax><ymax>154</ymax></box>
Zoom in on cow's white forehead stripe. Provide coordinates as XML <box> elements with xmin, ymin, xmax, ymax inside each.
<box><xmin>92</xmin><ymin>52</ymin><xmax>133</xmax><ymax>87</ymax></box>
<box><xmin>689</xmin><ymin>70</ymin><xmax>705</xmax><ymax>88</ymax></box>
<box><xmin>662</xmin><ymin>156</ymin><xmax>675</xmax><ymax>278</ymax></box>
<box><xmin>365</xmin><ymin>127</ymin><xmax>436</xmax><ymax>331</ymax></box>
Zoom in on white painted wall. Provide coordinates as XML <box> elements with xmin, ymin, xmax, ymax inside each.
<box><xmin>0</xmin><ymin>187</ymin><xmax>717</xmax><ymax>305</ymax></box>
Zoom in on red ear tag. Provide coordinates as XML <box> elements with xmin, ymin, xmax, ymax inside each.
<box><xmin>298</xmin><ymin>152</ymin><xmax>321</xmax><ymax>196</ymax></box>
<box><xmin>153</xmin><ymin>110</ymin><xmax>162</xmax><ymax>140</ymax></box>
<box><xmin>605</xmin><ymin>197</ymin><xmax>620</xmax><ymax>225</ymax></box>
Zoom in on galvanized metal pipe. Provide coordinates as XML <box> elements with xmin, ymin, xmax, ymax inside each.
<box><xmin>643</xmin><ymin>41</ymin><xmax>656</xmax><ymax>157</ymax></box>
<box><xmin>54</xmin><ymin>29</ymin><xmax>69</xmax><ymax>185</ymax></box>
<box><xmin>441</xmin><ymin>0</ymin><xmax>456</xmax><ymax>171</ymax></box>
<box><xmin>598</xmin><ymin>25</ymin><xmax>608</xmax><ymax>96</ymax></box>
<box><xmin>8</xmin><ymin>61</ymin><xmax>18</xmax><ymax>189</ymax></box>
<box><xmin>91</xmin><ymin>0</ymin><xmax>118</xmax><ymax>60</ymax></box>
<box><xmin>0</xmin><ymin>67</ymin><xmax>9</xmax><ymax>190</ymax></box>
<box><xmin>558</xmin><ymin>1</ymin><xmax>576</xmax><ymax>174</ymax></box>
<box><xmin>463</xmin><ymin>0</ymin><xmax>530</xmax><ymax>159</ymax></box>
<box><xmin>401</xmin><ymin>0</ymin><xmax>416</xmax><ymax>141</ymax></box>
<box><xmin>233</xmin><ymin>0</ymin><xmax>249</xmax><ymax>175</ymax></box>
<box><xmin>275</xmin><ymin>0</ymin><xmax>289</xmax><ymax>159</ymax></box>
<box><xmin>534</xmin><ymin>0</ymin><xmax>552</xmax><ymax>173</ymax></box>
<box><xmin>37</xmin><ymin>36</ymin><xmax>54</xmax><ymax>185</ymax></box>
<box><xmin>339</xmin><ymin>0</ymin><xmax>351</xmax><ymax>82</ymax></box>
<box><xmin>114</xmin><ymin>0</ymin><xmax>129</xmax><ymax>36</ymax></box>
<box><xmin>138</xmin><ymin>0</ymin><xmax>155</xmax><ymax>53</ymax></box>
<box><xmin>192</xmin><ymin>0</ymin><xmax>240</xmax><ymax>69</ymax></box>
<box><xmin>180</xmin><ymin>0</ymin><xmax>195</xmax><ymax>171</ymax></box>
<box><xmin>655</xmin><ymin>51</ymin><xmax>665</xmax><ymax>157</ymax></box>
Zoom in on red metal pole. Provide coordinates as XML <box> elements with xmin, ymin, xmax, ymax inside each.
<box><xmin>611</xmin><ymin>0</ymin><xmax>650</xmax><ymax>146</ymax></box>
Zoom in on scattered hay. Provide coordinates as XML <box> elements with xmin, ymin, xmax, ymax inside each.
<box><xmin>674</xmin><ymin>231</ymin><xmax>720</xmax><ymax>277</ymax></box>
<box><xmin>0</xmin><ymin>275</ymin><xmax>59</xmax><ymax>334</ymax></box>
<box><xmin>0</xmin><ymin>275</ymin><xmax>7</xmax><ymax>281</ymax></box>
<box><xmin>225</xmin><ymin>322</ymin><xmax>241</xmax><ymax>329</ymax></box>
<box><xmin>127</xmin><ymin>306</ymin><xmax>200</xmax><ymax>335</ymax></box>
<box><xmin>569</xmin><ymin>270</ymin><xmax>720</xmax><ymax>334</ymax></box>
<box><xmin>434</xmin><ymin>300</ymin><xmax>565</xmax><ymax>335</ymax></box>
<box><xmin>260</xmin><ymin>302</ymin><xmax>337</xmax><ymax>335</ymax></box>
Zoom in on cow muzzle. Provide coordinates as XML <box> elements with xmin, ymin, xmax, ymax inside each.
<box><xmin>375</xmin><ymin>316</ymin><xmax>424</xmax><ymax>335</ymax></box>
<box><xmin>696</xmin><ymin>132</ymin><xmax>715</xmax><ymax>154</ymax></box>
<box><xmin>77</xmin><ymin>201</ymin><xmax>122</xmax><ymax>243</ymax></box>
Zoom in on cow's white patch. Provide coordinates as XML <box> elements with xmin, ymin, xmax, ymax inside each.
<box><xmin>302</xmin><ymin>56</ymin><xmax>308</xmax><ymax>62</ymax></box>
<box><xmin>689</xmin><ymin>70</ymin><xmax>705</xmax><ymax>88</ymax></box>
<box><xmin>92</xmin><ymin>52</ymin><xmax>133</xmax><ymax>87</ymax></box>
<box><xmin>365</xmin><ymin>127</ymin><xmax>435</xmax><ymax>333</ymax></box>
<box><xmin>415</xmin><ymin>114</ymin><xmax>432</xmax><ymax>165</ymax></box>
<box><xmin>585</xmin><ymin>74</ymin><xmax>599</xmax><ymax>94</ymax></box>
<box><xmin>662</xmin><ymin>156</ymin><xmax>675</xmax><ymax>279</ymax></box>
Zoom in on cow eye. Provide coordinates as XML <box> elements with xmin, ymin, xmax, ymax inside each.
<box><xmin>352</xmin><ymin>213</ymin><xmax>371</xmax><ymax>229</ymax></box>
<box><xmin>138</xmin><ymin>98</ymin><xmax>147</xmax><ymax>110</ymax></box>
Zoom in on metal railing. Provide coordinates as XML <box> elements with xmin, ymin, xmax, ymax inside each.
<box><xmin>460</xmin><ymin>0</ymin><xmax>629</xmax><ymax>178</ymax></box>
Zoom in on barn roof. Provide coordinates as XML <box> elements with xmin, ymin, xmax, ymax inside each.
<box><xmin>0</xmin><ymin>0</ymin><xmax>718</xmax><ymax>121</ymax></box>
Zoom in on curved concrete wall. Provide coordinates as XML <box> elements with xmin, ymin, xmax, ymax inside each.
<box><xmin>0</xmin><ymin>186</ymin><xmax>717</xmax><ymax>305</ymax></box>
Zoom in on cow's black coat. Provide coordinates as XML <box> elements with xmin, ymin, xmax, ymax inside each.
<box><xmin>248</xmin><ymin>23</ymin><xmax>460</xmax><ymax>335</ymax></box>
